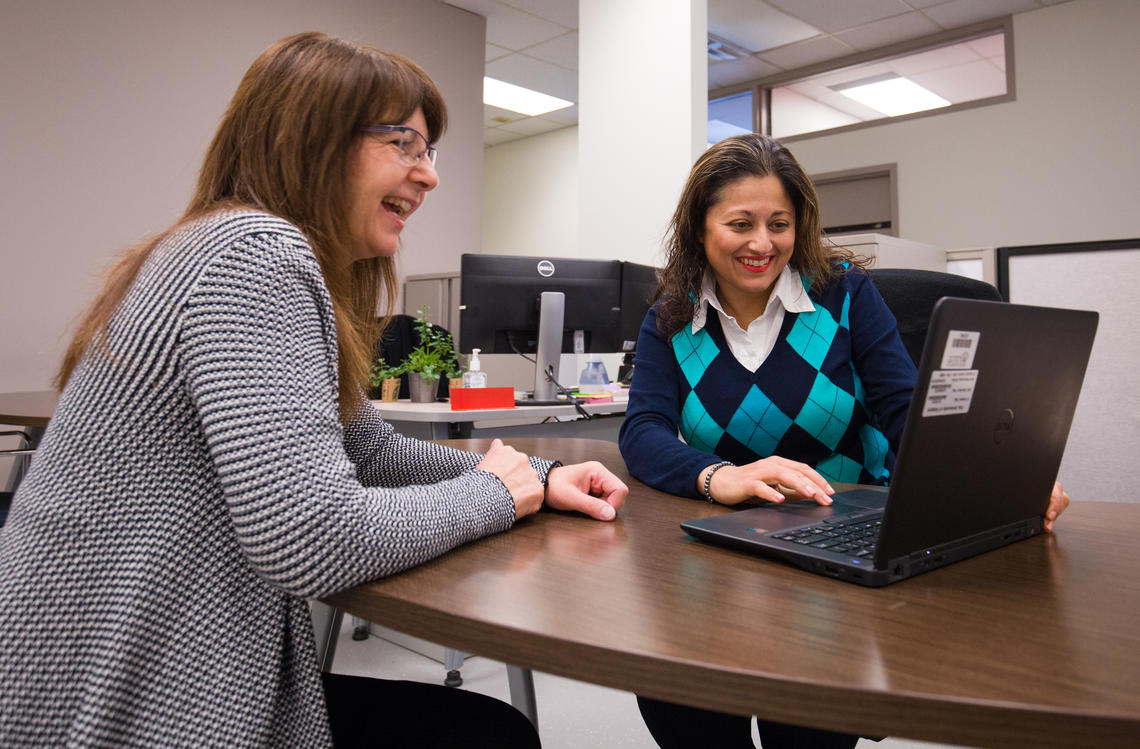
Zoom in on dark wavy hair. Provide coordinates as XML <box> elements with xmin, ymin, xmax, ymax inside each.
<box><xmin>654</xmin><ymin>134</ymin><xmax>860</xmax><ymax>337</ymax></box>
<box><xmin>58</xmin><ymin>32</ymin><xmax>447</xmax><ymax>419</ymax></box>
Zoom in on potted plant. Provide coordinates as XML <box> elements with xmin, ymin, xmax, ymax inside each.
<box><xmin>403</xmin><ymin>306</ymin><xmax>460</xmax><ymax>403</ymax></box>
<box><xmin>369</xmin><ymin>357</ymin><xmax>405</xmax><ymax>402</ymax></box>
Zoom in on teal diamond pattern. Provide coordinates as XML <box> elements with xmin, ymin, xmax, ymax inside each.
<box><xmin>672</xmin><ymin>326</ymin><xmax>722</xmax><ymax>389</ymax></box>
<box><xmin>680</xmin><ymin>392</ymin><xmax>725</xmax><ymax>453</ymax></box>
<box><xmin>794</xmin><ymin>372</ymin><xmax>855</xmax><ymax>450</ymax></box>
<box><xmin>839</xmin><ymin>291</ymin><xmax>851</xmax><ymax>330</ymax></box>
<box><xmin>859</xmin><ymin>424</ymin><xmax>890</xmax><ymax>481</ymax></box>
<box><xmin>816</xmin><ymin>453</ymin><xmax>864</xmax><ymax>483</ymax></box>
<box><xmin>726</xmin><ymin>386</ymin><xmax>792</xmax><ymax>457</ymax></box>
<box><xmin>786</xmin><ymin>307</ymin><xmax>839</xmax><ymax>370</ymax></box>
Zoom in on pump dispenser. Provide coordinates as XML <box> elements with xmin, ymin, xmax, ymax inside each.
<box><xmin>462</xmin><ymin>348</ymin><xmax>487</xmax><ymax>388</ymax></box>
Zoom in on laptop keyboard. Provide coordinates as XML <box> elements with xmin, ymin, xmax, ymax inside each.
<box><xmin>772</xmin><ymin>515</ymin><xmax>882</xmax><ymax>557</ymax></box>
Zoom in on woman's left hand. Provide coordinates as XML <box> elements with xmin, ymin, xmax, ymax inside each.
<box><xmin>544</xmin><ymin>461</ymin><xmax>629</xmax><ymax>521</ymax></box>
<box><xmin>1044</xmin><ymin>480</ymin><xmax>1071</xmax><ymax>533</ymax></box>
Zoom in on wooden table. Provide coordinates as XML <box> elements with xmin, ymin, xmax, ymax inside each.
<box><xmin>324</xmin><ymin>437</ymin><xmax>1140</xmax><ymax>748</ymax></box>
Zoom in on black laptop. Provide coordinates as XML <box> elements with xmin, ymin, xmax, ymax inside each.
<box><xmin>680</xmin><ymin>297</ymin><xmax>1098</xmax><ymax>587</ymax></box>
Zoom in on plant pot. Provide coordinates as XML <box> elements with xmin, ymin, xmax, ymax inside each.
<box><xmin>408</xmin><ymin>374</ymin><xmax>439</xmax><ymax>403</ymax></box>
<box><xmin>380</xmin><ymin>378</ymin><xmax>400</xmax><ymax>402</ymax></box>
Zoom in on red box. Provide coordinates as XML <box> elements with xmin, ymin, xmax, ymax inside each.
<box><xmin>449</xmin><ymin>386</ymin><xmax>515</xmax><ymax>411</ymax></box>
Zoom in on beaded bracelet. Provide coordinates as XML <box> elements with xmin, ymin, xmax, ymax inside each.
<box><xmin>702</xmin><ymin>460</ymin><xmax>734</xmax><ymax>503</ymax></box>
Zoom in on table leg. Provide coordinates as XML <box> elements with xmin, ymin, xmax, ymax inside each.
<box><xmin>506</xmin><ymin>665</ymin><xmax>539</xmax><ymax>729</ymax></box>
<box><xmin>311</xmin><ymin>601</ymin><xmax>343</xmax><ymax>673</ymax></box>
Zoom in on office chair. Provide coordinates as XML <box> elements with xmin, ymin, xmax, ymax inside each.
<box><xmin>372</xmin><ymin>314</ymin><xmax>457</xmax><ymax>400</ymax></box>
<box><xmin>867</xmin><ymin>268</ymin><xmax>1003</xmax><ymax>365</ymax></box>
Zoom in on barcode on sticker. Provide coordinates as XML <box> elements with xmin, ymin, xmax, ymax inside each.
<box><xmin>952</xmin><ymin>338</ymin><xmax>972</xmax><ymax>348</ymax></box>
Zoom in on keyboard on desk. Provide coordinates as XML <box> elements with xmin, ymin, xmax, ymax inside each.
<box><xmin>771</xmin><ymin>514</ymin><xmax>883</xmax><ymax>558</ymax></box>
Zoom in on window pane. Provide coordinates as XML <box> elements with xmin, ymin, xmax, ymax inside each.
<box><xmin>708</xmin><ymin>90</ymin><xmax>753</xmax><ymax>145</ymax></box>
<box><xmin>770</xmin><ymin>32</ymin><xmax>1006</xmax><ymax>139</ymax></box>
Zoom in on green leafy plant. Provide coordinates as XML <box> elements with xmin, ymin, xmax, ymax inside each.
<box><xmin>368</xmin><ymin>356</ymin><xmax>405</xmax><ymax>388</ymax></box>
<box><xmin>404</xmin><ymin>306</ymin><xmax>461</xmax><ymax>381</ymax></box>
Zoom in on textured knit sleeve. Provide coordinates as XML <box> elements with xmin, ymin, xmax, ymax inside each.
<box><xmin>342</xmin><ymin>399</ymin><xmax>558</xmax><ymax>488</ymax></box>
<box><xmin>177</xmin><ymin>225</ymin><xmax>518</xmax><ymax>599</ymax></box>
<box><xmin>619</xmin><ymin>307</ymin><xmax>720</xmax><ymax>498</ymax></box>
<box><xmin>846</xmin><ymin>270</ymin><xmax>917</xmax><ymax>452</ymax></box>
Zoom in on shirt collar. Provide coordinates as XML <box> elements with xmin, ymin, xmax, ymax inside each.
<box><xmin>691</xmin><ymin>264</ymin><xmax>815</xmax><ymax>333</ymax></box>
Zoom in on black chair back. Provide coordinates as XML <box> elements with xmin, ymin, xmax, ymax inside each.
<box><xmin>867</xmin><ymin>268</ymin><xmax>1003</xmax><ymax>365</ymax></box>
<box><xmin>375</xmin><ymin>314</ymin><xmax>455</xmax><ymax>399</ymax></box>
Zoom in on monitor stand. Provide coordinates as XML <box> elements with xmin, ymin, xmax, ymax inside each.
<box><xmin>515</xmin><ymin>291</ymin><xmax>565</xmax><ymax>406</ymax></box>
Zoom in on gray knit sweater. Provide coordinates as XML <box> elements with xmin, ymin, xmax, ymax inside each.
<box><xmin>0</xmin><ymin>210</ymin><xmax>549</xmax><ymax>746</ymax></box>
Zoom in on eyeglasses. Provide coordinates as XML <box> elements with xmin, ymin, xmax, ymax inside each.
<box><xmin>359</xmin><ymin>124</ymin><xmax>437</xmax><ymax>167</ymax></box>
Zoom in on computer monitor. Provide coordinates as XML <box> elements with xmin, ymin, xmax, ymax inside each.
<box><xmin>458</xmin><ymin>253</ymin><xmax>623</xmax><ymax>403</ymax></box>
<box><xmin>618</xmin><ymin>261</ymin><xmax>660</xmax><ymax>352</ymax></box>
<box><xmin>458</xmin><ymin>254</ymin><xmax>623</xmax><ymax>356</ymax></box>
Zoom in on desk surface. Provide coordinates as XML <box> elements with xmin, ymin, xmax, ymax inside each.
<box><xmin>371</xmin><ymin>397</ymin><xmax>626</xmax><ymax>423</ymax></box>
<box><xmin>0</xmin><ymin>390</ymin><xmax>58</xmax><ymax>427</ymax></box>
<box><xmin>325</xmin><ymin>437</ymin><xmax>1140</xmax><ymax>748</ymax></box>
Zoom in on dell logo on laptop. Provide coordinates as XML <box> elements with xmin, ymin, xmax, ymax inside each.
<box><xmin>536</xmin><ymin>260</ymin><xmax>556</xmax><ymax>277</ymax></box>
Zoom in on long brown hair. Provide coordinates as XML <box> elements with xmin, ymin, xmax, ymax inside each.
<box><xmin>56</xmin><ymin>32</ymin><xmax>447</xmax><ymax>419</ymax></box>
<box><xmin>654</xmin><ymin>134</ymin><xmax>858</xmax><ymax>337</ymax></box>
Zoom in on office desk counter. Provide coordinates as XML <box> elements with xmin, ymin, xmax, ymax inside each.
<box><xmin>371</xmin><ymin>397</ymin><xmax>627</xmax><ymax>440</ymax></box>
<box><xmin>325</xmin><ymin>438</ymin><xmax>1140</xmax><ymax>749</ymax></box>
<box><xmin>0</xmin><ymin>390</ymin><xmax>57</xmax><ymax>492</ymax></box>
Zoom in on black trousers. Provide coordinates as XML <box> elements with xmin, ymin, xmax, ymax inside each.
<box><xmin>637</xmin><ymin>695</ymin><xmax>863</xmax><ymax>749</ymax></box>
<box><xmin>322</xmin><ymin>672</ymin><xmax>541</xmax><ymax>748</ymax></box>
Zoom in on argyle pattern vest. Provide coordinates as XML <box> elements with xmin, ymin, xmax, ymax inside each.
<box><xmin>671</xmin><ymin>281</ymin><xmax>891</xmax><ymax>485</ymax></box>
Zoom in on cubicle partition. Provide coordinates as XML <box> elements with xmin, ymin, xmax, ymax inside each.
<box><xmin>997</xmin><ymin>238</ymin><xmax>1140</xmax><ymax>504</ymax></box>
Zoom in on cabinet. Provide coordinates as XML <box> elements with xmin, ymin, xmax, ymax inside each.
<box><xmin>831</xmin><ymin>232</ymin><xmax>945</xmax><ymax>272</ymax></box>
<box><xmin>403</xmin><ymin>272</ymin><xmax>460</xmax><ymax>336</ymax></box>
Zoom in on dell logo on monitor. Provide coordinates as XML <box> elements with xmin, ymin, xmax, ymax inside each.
<box><xmin>536</xmin><ymin>260</ymin><xmax>556</xmax><ymax>277</ymax></box>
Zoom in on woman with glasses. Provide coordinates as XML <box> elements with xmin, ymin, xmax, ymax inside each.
<box><xmin>0</xmin><ymin>32</ymin><xmax>627</xmax><ymax>748</ymax></box>
<box><xmin>618</xmin><ymin>133</ymin><xmax>1071</xmax><ymax>748</ymax></box>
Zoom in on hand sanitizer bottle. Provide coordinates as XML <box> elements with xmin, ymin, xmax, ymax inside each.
<box><xmin>462</xmin><ymin>348</ymin><xmax>487</xmax><ymax>388</ymax></box>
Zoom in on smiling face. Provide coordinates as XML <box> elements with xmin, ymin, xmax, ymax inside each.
<box><xmin>702</xmin><ymin>174</ymin><xmax>796</xmax><ymax>324</ymax></box>
<box><xmin>345</xmin><ymin>107</ymin><xmax>439</xmax><ymax>262</ymax></box>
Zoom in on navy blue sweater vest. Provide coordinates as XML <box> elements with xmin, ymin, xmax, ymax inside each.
<box><xmin>619</xmin><ymin>268</ymin><xmax>916</xmax><ymax>498</ymax></box>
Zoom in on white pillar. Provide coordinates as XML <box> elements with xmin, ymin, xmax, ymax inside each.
<box><xmin>578</xmin><ymin>0</ymin><xmax>707</xmax><ymax>267</ymax></box>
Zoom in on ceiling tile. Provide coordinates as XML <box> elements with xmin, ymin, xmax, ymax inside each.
<box><xmin>486</xmin><ymin>42</ymin><xmax>512</xmax><ymax>62</ymax></box>
<box><xmin>500</xmin><ymin>0</ymin><xmax>579</xmax><ymax>30</ymax></box>
<box><xmin>835</xmin><ymin>11</ymin><xmax>942</xmax><ymax>51</ymax></box>
<box><xmin>709</xmin><ymin>55</ymin><xmax>783</xmax><ymax>89</ymax></box>
<box><xmin>459</xmin><ymin>0</ymin><xmax>573</xmax><ymax>50</ymax></box>
<box><xmin>768</xmin><ymin>0</ymin><xmax>912</xmax><ymax>34</ymax></box>
<box><xmin>485</xmin><ymin>104</ymin><xmax>526</xmax><ymax>127</ymax></box>
<box><xmin>524</xmin><ymin>31</ymin><xmax>577</xmax><ymax>70</ymax></box>
<box><xmin>484</xmin><ymin>126</ymin><xmax>529</xmax><ymax>146</ymax></box>
<box><xmin>495</xmin><ymin>116</ymin><xmax>567</xmax><ymax>137</ymax></box>
<box><xmin>758</xmin><ymin>34</ymin><xmax>857</xmax><ymax>70</ymax></box>
<box><xmin>920</xmin><ymin>0</ymin><xmax>1040</xmax><ymax>29</ymax></box>
<box><xmin>534</xmin><ymin>103</ymin><xmax>579</xmax><ymax>126</ymax></box>
<box><xmin>709</xmin><ymin>0</ymin><xmax>820</xmax><ymax>53</ymax></box>
<box><xmin>486</xmin><ymin>52</ymin><xmax>578</xmax><ymax>100</ymax></box>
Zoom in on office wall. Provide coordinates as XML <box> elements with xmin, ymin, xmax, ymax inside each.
<box><xmin>483</xmin><ymin>126</ymin><xmax>580</xmax><ymax>258</ymax></box>
<box><xmin>0</xmin><ymin>0</ymin><xmax>485</xmax><ymax>393</ymax></box>
<box><xmin>483</xmin><ymin>0</ymin><xmax>1139</xmax><ymax>255</ymax></box>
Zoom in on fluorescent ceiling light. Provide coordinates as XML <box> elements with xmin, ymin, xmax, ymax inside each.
<box><xmin>483</xmin><ymin>77</ymin><xmax>573</xmax><ymax>117</ymax></box>
<box><xmin>834</xmin><ymin>74</ymin><xmax>950</xmax><ymax>117</ymax></box>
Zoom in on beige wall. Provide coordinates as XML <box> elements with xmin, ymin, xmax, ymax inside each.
<box><xmin>0</xmin><ymin>0</ymin><xmax>485</xmax><ymax>393</ymax></box>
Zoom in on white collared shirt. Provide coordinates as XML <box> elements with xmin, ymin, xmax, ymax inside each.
<box><xmin>691</xmin><ymin>265</ymin><xmax>816</xmax><ymax>372</ymax></box>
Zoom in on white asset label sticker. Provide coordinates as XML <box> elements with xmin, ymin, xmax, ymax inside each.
<box><xmin>940</xmin><ymin>330</ymin><xmax>980</xmax><ymax>369</ymax></box>
<box><xmin>922</xmin><ymin>369</ymin><xmax>980</xmax><ymax>417</ymax></box>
